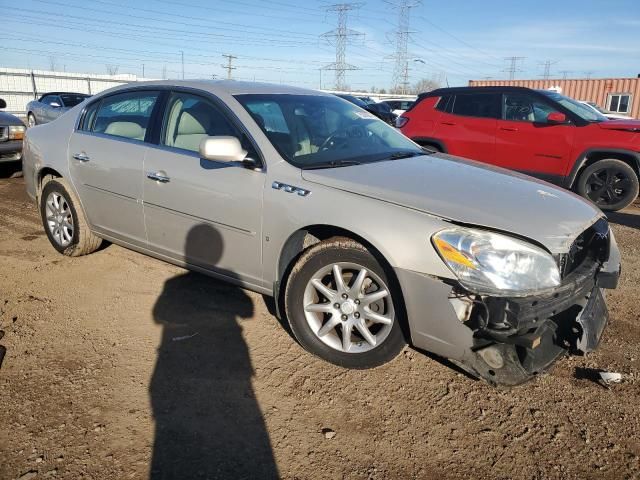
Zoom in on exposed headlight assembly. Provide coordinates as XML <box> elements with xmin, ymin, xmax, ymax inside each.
<box><xmin>432</xmin><ymin>228</ymin><xmax>560</xmax><ymax>297</ymax></box>
<box><xmin>8</xmin><ymin>125</ymin><xmax>25</xmax><ymax>140</ymax></box>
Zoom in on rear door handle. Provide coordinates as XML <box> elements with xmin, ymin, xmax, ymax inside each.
<box><xmin>147</xmin><ymin>172</ymin><xmax>171</xmax><ymax>183</ymax></box>
<box><xmin>499</xmin><ymin>126</ymin><xmax>519</xmax><ymax>132</ymax></box>
<box><xmin>441</xmin><ymin>121</ymin><xmax>457</xmax><ymax>126</ymax></box>
<box><xmin>72</xmin><ymin>153</ymin><xmax>90</xmax><ymax>162</ymax></box>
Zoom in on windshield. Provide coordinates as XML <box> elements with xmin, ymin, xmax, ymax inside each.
<box><xmin>235</xmin><ymin>94</ymin><xmax>422</xmax><ymax>169</ymax></box>
<box><xmin>60</xmin><ymin>94</ymin><xmax>89</xmax><ymax>107</ymax></box>
<box><xmin>539</xmin><ymin>90</ymin><xmax>608</xmax><ymax>122</ymax></box>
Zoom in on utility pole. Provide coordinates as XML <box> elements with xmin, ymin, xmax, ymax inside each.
<box><xmin>387</xmin><ymin>0</ymin><xmax>421</xmax><ymax>95</ymax></box>
<box><xmin>538</xmin><ymin>60</ymin><xmax>557</xmax><ymax>80</ymax></box>
<box><xmin>180</xmin><ymin>51</ymin><xmax>184</xmax><ymax>79</ymax></box>
<box><xmin>222</xmin><ymin>54</ymin><xmax>237</xmax><ymax>80</ymax></box>
<box><xmin>503</xmin><ymin>56</ymin><xmax>525</xmax><ymax>80</ymax></box>
<box><xmin>321</xmin><ymin>3</ymin><xmax>364</xmax><ymax>91</ymax></box>
<box><xmin>583</xmin><ymin>71</ymin><xmax>594</xmax><ymax>79</ymax></box>
<box><xmin>142</xmin><ymin>64</ymin><xmax>145</xmax><ymax>78</ymax></box>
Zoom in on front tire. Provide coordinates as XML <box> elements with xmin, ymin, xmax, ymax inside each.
<box><xmin>40</xmin><ymin>178</ymin><xmax>102</xmax><ymax>256</ymax></box>
<box><xmin>27</xmin><ymin>113</ymin><xmax>37</xmax><ymax>128</ymax></box>
<box><xmin>284</xmin><ymin>237</ymin><xmax>406</xmax><ymax>369</ymax></box>
<box><xmin>576</xmin><ymin>159</ymin><xmax>639</xmax><ymax>211</ymax></box>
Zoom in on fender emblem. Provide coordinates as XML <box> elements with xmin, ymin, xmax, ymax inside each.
<box><xmin>272</xmin><ymin>181</ymin><xmax>310</xmax><ymax>197</ymax></box>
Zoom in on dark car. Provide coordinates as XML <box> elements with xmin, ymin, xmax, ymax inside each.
<box><xmin>0</xmin><ymin>98</ymin><xmax>26</xmax><ymax>165</ymax></box>
<box><xmin>399</xmin><ymin>86</ymin><xmax>640</xmax><ymax>211</ymax></box>
<box><xmin>336</xmin><ymin>94</ymin><xmax>397</xmax><ymax>125</ymax></box>
<box><xmin>26</xmin><ymin>92</ymin><xmax>90</xmax><ymax>127</ymax></box>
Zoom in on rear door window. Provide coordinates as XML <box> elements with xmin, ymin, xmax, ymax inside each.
<box><xmin>451</xmin><ymin>93</ymin><xmax>500</xmax><ymax>119</ymax></box>
<box><xmin>91</xmin><ymin>91</ymin><xmax>159</xmax><ymax>141</ymax></box>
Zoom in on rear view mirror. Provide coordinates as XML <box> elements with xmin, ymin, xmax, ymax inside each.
<box><xmin>0</xmin><ymin>98</ymin><xmax>6</xmax><ymax>109</ymax></box>
<box><xmin>199</xmin><ymin>136</ymin><xmax>247</xmax><ymax>163</ymax></box>
<box><xmin>546</xmin><ymin>112</ymin><xmax>567</xmax><ymax>124</ymax></box>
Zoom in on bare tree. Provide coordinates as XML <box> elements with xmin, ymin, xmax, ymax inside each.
<box><xmin>48</xmin><ymin>56</ymin><xmax>57</xmax><ymax>71</ymax></box>
<box><xmin>106</xmin><ymin>64</ymin><xmax>119</xmax><ymax>75</ymax></box>
<box><xmin>411</xmin><ymin>77</ymin><xmax>442</xmax><ymax>94</ymax></box>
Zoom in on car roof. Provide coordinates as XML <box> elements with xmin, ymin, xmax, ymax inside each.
<box><xmin>421</xmin><ymin>86</ymin><xmax>534</xmax><ymax>97</ymax></box>
<box><xmin>39</xmin><ymin>92</ymin><xmax>90</xmax><ymax>97</ymax></box>
<box><xmin>98</xmin><ymin>80</ymin><xmax>328</xmax><ymax>97</ymax></box>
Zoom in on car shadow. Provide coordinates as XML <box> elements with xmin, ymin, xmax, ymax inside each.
<box><xmin>0</xmin><ymin>161</ymin><xmax>23</xmax><ymax>179</ymax></box>
<box><xmin>149</xmin><ymin>223</ymin><xmax>278</xmax><ymax>479</ymax></box>
<box><xmin>607</xmin><ymin>209</ymin><xmax>640</xmax><ymax>230</ymax></box>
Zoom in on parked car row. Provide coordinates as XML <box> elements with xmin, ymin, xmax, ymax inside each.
<box><xmin>397</xmin><ymin>86</ymin><xmax>640</xmax><ymax>211</ymax></box>
<box><xmin>21</xmin><ymin>80</ymin><xmax>621</xmax><ymax>386</ymax></box>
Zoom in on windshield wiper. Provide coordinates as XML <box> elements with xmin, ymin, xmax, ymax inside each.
<box><xmin>379</xmin><ymin>150</ymin><xmax>426</xmax><ymax>161</ymax></box>
<box><xmin>302</xmin><ymin>160</ymin><xmax>363</xmax><ymax>170</ymax></box>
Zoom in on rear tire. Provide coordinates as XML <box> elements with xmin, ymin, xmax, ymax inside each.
<box><xmin>40</xmin><ymin>177</ymin><xmax>102</xmax><ymax>256</ymax></box>
<box><xmin>576</xmin><ymin>159</ymin><xmax>639</xmax><ymax>211</ymax></box>
<box><xmin>284</xmin><ymin>237</ymin><xmax>406</xmax><ymax>369</ymax></box>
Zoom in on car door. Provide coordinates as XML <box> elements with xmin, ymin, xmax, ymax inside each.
<box><xmin>68</xmin><ymin>89</ymin><xmax>161</xmax><ymax>246</ymax></box>
<box><xmin>143</xmin><ymin>90</ymin><xmax>265</xmax><ymax>286</ymax></box>
<box><xmin>434</xmin><ymin>92</ymin><xmax>500</xmax><ymax>162</ymax></box>
<box><xmin>37</xmin><ymin>95</ymin><xmax>54</xmax><ymax>124</ymax></box>
<box><xmin>494</xmin><ymin>92</ymin><xmax>575</xmax><ymax>182</ymax></box>
<box><xmin>46</xmin><ymin>95</ymin><xmax>63</xmax><ymax>122</ymax></box>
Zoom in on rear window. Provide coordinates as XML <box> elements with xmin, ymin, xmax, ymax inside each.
<box><xmin>451</xmin><ymin>93</ymin><xmax>500</xmax><ymax>119</ymax></box>
<box><xmin>60</xmin><ymin>94</ymin><xmax>89</xmax><ymax>108</ymax></box>
<box><xmin>90</xmin><ymin>91</ymin><xmax>160</xmax><ymax>141</ymax></box>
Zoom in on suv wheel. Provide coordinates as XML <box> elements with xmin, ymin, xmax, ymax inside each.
<box><xmin>577</xmin><ymin>159</ymin><xmax>639</xmax><ymax>211</ymax></box>
<box><xmin>284</xmin><ymin>237</ymin><xmax>406</xmax><ymax>369</ymax></box>
<box><xmin>40</xmin><ymin>178</ymin><xmax>103</xmax><ymax>256</ymax></box>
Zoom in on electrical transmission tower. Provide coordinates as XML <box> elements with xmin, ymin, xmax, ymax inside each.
<box><xmin>222</xmin><ymin>54</ymin><xmax>237</xmax><ymax>80</ymax></box>
<box><xmin>321</xmin><ymin>3</ymin><xmax>364</xmax><ymax>91</ymax></box>
<box><xmin>503</xmin><ymin>56</ymin><xmax>525</xmax><ymax>80</ymax></box>
<box><xmin>559</xmin><ymin>70</ymin><xmax>572</xmax><ymax>80</ymax></box>
<box><xmin>387</xmin><ymin>0</ymin><xmax>421</xmax><ymax>95</ymax></box>
<box><xmin>538</xmin><ymin>60</ymin><xmax>557</xmax><ymax>80</ymax></box>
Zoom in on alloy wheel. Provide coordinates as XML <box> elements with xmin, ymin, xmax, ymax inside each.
<box><xmin>584</xmin><ymin>166</ymin><xmax>634</xmax><ymax>207</ymax></box>
<box><xmin>302</xmin><ymin>262</ymin><xmax>395</xmax><ymax>353</ymax></box>
<box><xmin>45</xmin><ymin>192</ymin><xmax>74</xmax><ymax>247</ymax></box>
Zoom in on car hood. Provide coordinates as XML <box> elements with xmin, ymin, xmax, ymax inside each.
<box><xmin>0</xmin><ymin>111</ymin><xmax>24</xmax><ymax>126</ymax></box>
<box><xmin>596</xmin><ymin>119</ymin><xmax>640</xmax><ymax>132</ymax></box>
<box><xmin>301</xmin><ymin>154</ymin><xmax>602</xmax><ymax>254</ymax></box>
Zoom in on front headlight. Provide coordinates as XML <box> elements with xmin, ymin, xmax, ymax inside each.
<box><xmin>9</xmin><ymin>125</ymin><xmax>25</xmax><ymax>140</ymax></box>
<box><xmin>432</xmin><ymin>228</ymin><xmax>560</xmax><ymax>297</ymax></box>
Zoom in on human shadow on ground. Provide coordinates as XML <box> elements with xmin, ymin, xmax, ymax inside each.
<box><xmin>149</xmin><ymin>223</ymin><xmax>279</xmax><ymax>479</ymax></box>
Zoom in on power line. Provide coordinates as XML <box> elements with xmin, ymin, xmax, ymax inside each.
<box><xmin>321</xmin><ymin>3</ymin><xmax>364</xmax><ymax>91</ymax></box>
<box><xmin>222</xmin><ymin>54</ymin><xmax>238</xmax><ymax>80</ymax></box>
<box><xmin>503</xmin><ymin>56</ymin><xmax>525</xmax><ymax>80</ymax></box>
<box><xmin>387</xmin><ymin>0</ymin><xmax>421</xmax><ymax>94</ymax></box>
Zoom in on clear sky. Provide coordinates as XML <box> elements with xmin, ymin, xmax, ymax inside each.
<box><xmin>2</xmin><ymin>0</ymin><xmax>639</xmax><ymax>90</ymax></box>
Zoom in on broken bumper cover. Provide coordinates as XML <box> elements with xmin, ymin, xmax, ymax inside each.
<box><xmin>395</xmin><ymin>228</ymin><xmax>621</xmax><ymax>386</ymax></box>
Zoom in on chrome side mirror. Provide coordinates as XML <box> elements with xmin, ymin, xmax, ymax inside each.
<box><xmin>199</xmin><ymin>136</ymin><xmax>248</xmax><ymax>163</ymax></box>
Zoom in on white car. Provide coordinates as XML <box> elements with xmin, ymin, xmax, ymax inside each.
<box><xmin>380</xmin><ymin>98</ymin><xmax>416</xmax><ymax>116</ymax></box>
<box><xmin>579</xmin><ymin>101</ymin><xmax>632</xmax><ymax>121</ymax></box>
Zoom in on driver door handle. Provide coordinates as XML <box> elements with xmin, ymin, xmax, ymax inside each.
<box><xmin>147</xmin><ymin>171</ymin><xmax>171</xmax><ymax>183</ymax></box>
<box><xmin>499</xmin><ymin>126</ymin><xmax>519</xmax><ymax>132</ymax></box>
<box><xmin>72</xmin><ymin>153</ymin><xmax>90</xmax><ymax>162</ymax></box>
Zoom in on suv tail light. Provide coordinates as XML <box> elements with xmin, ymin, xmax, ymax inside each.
<box><xmin>395</xmin><ymin>116</ymin><xmax>409</xmax><ymax>128</ymax></box>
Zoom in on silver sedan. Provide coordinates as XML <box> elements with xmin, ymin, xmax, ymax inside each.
<box><xmin>21</xmin><ymin>80</ymin><xmax>621</xmax><ymax>386</ymax></box>
<box><xmin>26</xmin><ymin>92</ymin><xmax>90</xmax><ymax>127</ymax></box>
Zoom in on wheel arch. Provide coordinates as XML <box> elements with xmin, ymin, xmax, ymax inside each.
<box><xmin>36</xmin><ymin>166</ymin><xmax>63</xmax><ymax>201</ymax></box>
<box><xmin>274</xmin><ymin>224</ymin><xmax>408</xmax><ymax>335</ymax></box>
<box><xmin>566</xmin><ymin>148</ymin><xmax>640</xmax><ymax>189</ymax></box>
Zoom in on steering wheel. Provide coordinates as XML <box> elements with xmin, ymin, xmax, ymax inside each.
<box><xmin>319</xmin><ymin>125</ymin><xmax>367</xmax><ymax>151</ymax></box>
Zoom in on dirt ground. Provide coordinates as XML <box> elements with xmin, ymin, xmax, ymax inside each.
<box><xmin>0</xmin><ymin>166</ymin><xmax>639</xmax><ymax>480</ymax></box>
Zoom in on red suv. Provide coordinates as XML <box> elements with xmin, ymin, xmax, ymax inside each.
<box><xmin>398</xmin><ymin>86</ymin><xmax>640</xmax><ymax>211</ymax></box>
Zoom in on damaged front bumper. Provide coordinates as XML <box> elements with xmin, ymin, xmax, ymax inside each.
<box><xmin>396</xmin><ymin>224</ymin><xmax>621</xmax><ymax>387</ymax></box>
